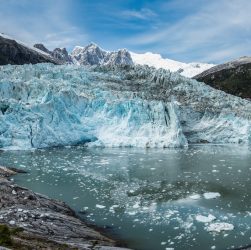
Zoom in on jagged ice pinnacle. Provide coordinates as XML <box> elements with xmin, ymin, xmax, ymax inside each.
<box><xmin>0</xmin><ymin>63</ymin><xmax>250</xmax><ymax>150</ymax></box>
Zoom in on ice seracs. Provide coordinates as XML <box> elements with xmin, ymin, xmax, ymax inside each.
<box><xmin>0</xmin><ymin>63</ymin><xmax>251</xmax><ymax>149</ymax></box>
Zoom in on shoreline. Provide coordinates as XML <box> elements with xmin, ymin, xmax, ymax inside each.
<box><xmin>0</xmin><ymin>166</ymin><xmax>130</xmax><ymax>250</ymax></box>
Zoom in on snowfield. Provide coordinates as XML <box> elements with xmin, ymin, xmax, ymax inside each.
<box><xmin>0</xmin><ymin>63</ymin><xmax>251</xmax><ymax>149</ymax></box>
<box><xmin>130</xmin><ymin>51</ymin><xmax>214</xmax><ymax>78</ymax></box>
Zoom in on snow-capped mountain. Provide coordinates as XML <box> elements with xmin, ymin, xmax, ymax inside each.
<box><xmin>71</xmin><ymin>44</ymin><xmax>213</xmax><ymax>77</ymax></box>
<box><xmin>0</xmin><ymin>63</ymin><xmax>250</xmax><ymax>150</ymax></box>
<box><xmin>0</xmin><ymin>32</ymin><xmax>214</xmax><ymax>77</ymax></box>
<box><xmin>71</xmin><ymin>43</ymin><xmax>133</xmax><ymax>66</ymax></box>
<box><xmin>130</xmin><ymin>52</ymin><xmax>215</xmax><ymax>78</ymax></box>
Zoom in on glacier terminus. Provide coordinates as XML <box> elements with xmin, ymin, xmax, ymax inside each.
<box><xmin>0</xmin><ymin>63</ymin><xmax>250</xmax><ymax>150</ymax></box>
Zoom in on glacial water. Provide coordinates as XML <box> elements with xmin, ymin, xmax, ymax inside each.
<box><xmin>0</xmin><ymin>145</ymin><xmax>251</xmax><ymax>250</ymax></box>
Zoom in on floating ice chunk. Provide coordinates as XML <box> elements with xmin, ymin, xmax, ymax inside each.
<box><xmin>195</xmin><ymin>214</ymin><xmax>216</xmax><ymax>223</ymax></box>
<box><xmin>189</xmin><ymin>194</ymin><xmax>201</xmax><ymax>200</ymax></box>
<box><xmin>132</xmin><ymin>202</ymin><xmax>140</xmax><ymax>209</ymax></box>
<box><xmin>203</xmin><ymin>192</ymin><xmax>221</xmax><ymax>199</ymax></box>
<box><xmin>207</xmin><ymin>222</ymin><xmax>234</xmax><ymax>232</ymax></box>
<box><xmin>96</xmin><ymin>204</ymin><xmax>106</xmax><ymax>209</ymax></box>
<box><xmin>127</xmin><ymin>211</ymin><xmax>137</xmax><ymax>216</ymax></box>
<box><xmin>109</xmin><ymin>204</ymin><xmax>119</xmax><ymax>212</ymax></box>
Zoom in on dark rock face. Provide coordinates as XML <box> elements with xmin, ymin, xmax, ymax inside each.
<box><xmin>106</xmin><ymin>49</ymin><xmax>133</xmax><ymax>66</ymax></box>
<box><xmin>194</xmin><ymin>57</ymin><xmax>251</xmax><ymax>99</ymax></box>
<box><xmin>34</xmin><ymin>43</ymin><xmax>73</xmax><ymax>64</ymax></box>
<box><xmin>0</xmin><ymin>166</ymin><xmax>130</xmax><ymax>250</ymax></box>
<box><xmin>33</xmin><ymin>43</ymin><xmax>51</xmax><ymax>54</ymax></box>
<box><xmin>0</xmin><ymin>36</ymin><xmax>59</xmax><ymax>65</ymax></box>
<box><xmin>51</xmin><ymin>48</ymin><xmax>73</xmax><ymax>64</ymax></box>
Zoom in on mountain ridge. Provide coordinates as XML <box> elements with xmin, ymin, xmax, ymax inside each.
<box><xmin>194</xmin><ymin>56</ymin><xmax>251</xmax><ymax>98</ymax></box>
<box><xmin>0</xmin><ymin>33</ymin><xmax>214</xmax><ymax>78</ymax></box>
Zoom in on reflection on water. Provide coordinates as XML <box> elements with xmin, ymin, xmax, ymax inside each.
<box><xmin>0</xmin><ymin>145</ymin><xmax>251</xmax><ymax>250</ymax></box>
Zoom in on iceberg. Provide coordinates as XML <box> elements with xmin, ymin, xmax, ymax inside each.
<box><xmin>0</xmin><ymin>63</ymin><xmax>251</xmax><ymax>150</ymax></box>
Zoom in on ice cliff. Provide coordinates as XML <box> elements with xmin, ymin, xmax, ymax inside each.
<box><xmin>0</xmin><ymin>63</ymin><xmax>250</xmax><ymax>150</ymax></box>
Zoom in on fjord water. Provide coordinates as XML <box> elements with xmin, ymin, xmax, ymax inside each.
<box><xmin>0</xmin><ymin>145</ymin><xmax>250</xmax><ymax>250</ymax></box>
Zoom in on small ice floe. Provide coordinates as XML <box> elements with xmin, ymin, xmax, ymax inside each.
<box><xmin>132</xmin><ymin>202</ymin><xmax>140</xmax><ymax>209</ymax></box>
<box><xmin>189</xmin><ymin>194</ymin><xmax>201</xmax><ymax>200</ymax></box>
<box><xmin>203</xmin><ymin>192</ymin><xmax>221</xmax><ymax>199</ymax></box>
<box><xmin>127</xmin><ymin>211</ymin><xmax>137</xmax><ymax>216</ymax></box>
<box><xmin>96</xmin><ymin>204</ymin><xmax>106</xmax><ymax>209</ymax></box>
<box><xmin>207</xmin><ymin>222</ymin><xmax>234</xmax><ymax>233</ymax></box>
<box><xmin>195</xmin><ymin>214</ymin><xmax>216</xmax><ymax>223</ymax></box>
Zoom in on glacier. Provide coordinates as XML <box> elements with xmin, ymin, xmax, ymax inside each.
<box><xmin>0</xmin><ymin>63</ymin><xmax>250</xmax><ymax>150</ymax></box>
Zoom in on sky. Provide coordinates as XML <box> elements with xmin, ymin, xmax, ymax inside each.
<box><xmin>0</xmin><ymin>0</ymin><xmax>251</xmax><ymax>63</ymax></box>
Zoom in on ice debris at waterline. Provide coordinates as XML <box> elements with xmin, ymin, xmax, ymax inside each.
<box><xmin>0</xmin><ymin>63</ymin><xmax>251</xmax><ymax>149</ymax></box>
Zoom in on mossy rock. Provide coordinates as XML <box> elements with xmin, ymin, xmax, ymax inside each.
<box><xmin>0</xmin><ymin>224</ymin><xmax>13</xmax><ymax>247</ymax></box>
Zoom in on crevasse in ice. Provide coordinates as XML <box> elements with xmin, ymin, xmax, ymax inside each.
<box><xmin>0</xmin><ymin>63</ymin><xmax>250</xmax><ymax>149</ymax></box>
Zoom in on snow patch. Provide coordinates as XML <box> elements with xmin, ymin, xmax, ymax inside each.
<box><xmin>130</xmin><ymin>51</ymin><xmax>214</xmax><ymax>77</ymax></box>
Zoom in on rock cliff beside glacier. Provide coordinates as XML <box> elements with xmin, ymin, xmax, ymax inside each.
<box><xmin>0</xmin><ymin>63</ymin><xmax>250</xmax><ymax>150</ymax></box>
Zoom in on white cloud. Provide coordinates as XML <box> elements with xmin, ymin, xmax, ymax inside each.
<box><xmin>126</xmin><ymin>0</ymin><xmax>251</xmax><ymax>62</ymax></box>
<box><xmin>0</xmin><ymin>0</ymin><xmax>89</xmax><ymax>50</ymax></box>
<box><xmin>122</xmin><ymin>8</ymin><xmax>156</xmax><ymax>20</ymax></box>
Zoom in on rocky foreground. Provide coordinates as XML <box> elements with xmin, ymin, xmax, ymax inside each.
<box><xmin>0</xmin><ymin>166</ymin><xmax>130</xmax><ymax>250</ymax></box>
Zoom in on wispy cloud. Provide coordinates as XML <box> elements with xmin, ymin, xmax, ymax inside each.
<box><xmin>122</xmin><ymin>8</ymin><xmax>157</xmax><ymax>20</ymax></box>
<box><xmin>126</xmin><ymin>0</ymin><xmax>251</xmax><ymax>63</ymax></box>
<box><xmin>0</xmin><ymin>0</ymin><xmax>89</xmax><ymax>50</ymax></box>
<box><xmin>1</xmin><ymin>0</ymin><xmax>251</xmax><ymax>63</ymax></box>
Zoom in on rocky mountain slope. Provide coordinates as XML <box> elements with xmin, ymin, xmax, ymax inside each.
<box><xmin>0</xmin><ymin>33</ymin><xmax>213</xmax><ymax>77</ymax></box>
<box><xmin>70</xmin><ymin>44</ymin><xmax>213</xmax><ymax>77</ymax></box>
<box><xmin>0</xmin><ymin>34</ymin><xmax>59</xmax><ymax>65</ymax></box>
<box><xmin>0</xmin><ymin>63</ymin><xmax>250</xmax><ymax>150</ymax></box>
<box><xmin>34</xmin><ymin>43</ymin><xmax>73</xmax><ymax>64</ymax></box>
<box><xmin>71</xmin><ymin>43</ymin><xmax>133</xmax><ymax>66</ymax></box>
<box><xmin>194</xmin><ymin>56</ymin><xmax>251</xmax><ymax>99</ymax></box>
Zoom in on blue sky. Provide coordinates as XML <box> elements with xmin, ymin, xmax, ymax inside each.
<box><xmin>0</xmin><ymin>0</ymin><xmax>251</xmax><ymax>63</ymax></box>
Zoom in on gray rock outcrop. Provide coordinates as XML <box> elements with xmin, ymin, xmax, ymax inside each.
<box><xmin>0</xmin><ymin>166</ymin><xmax>130</xmax><ymax>250</ymax></box>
